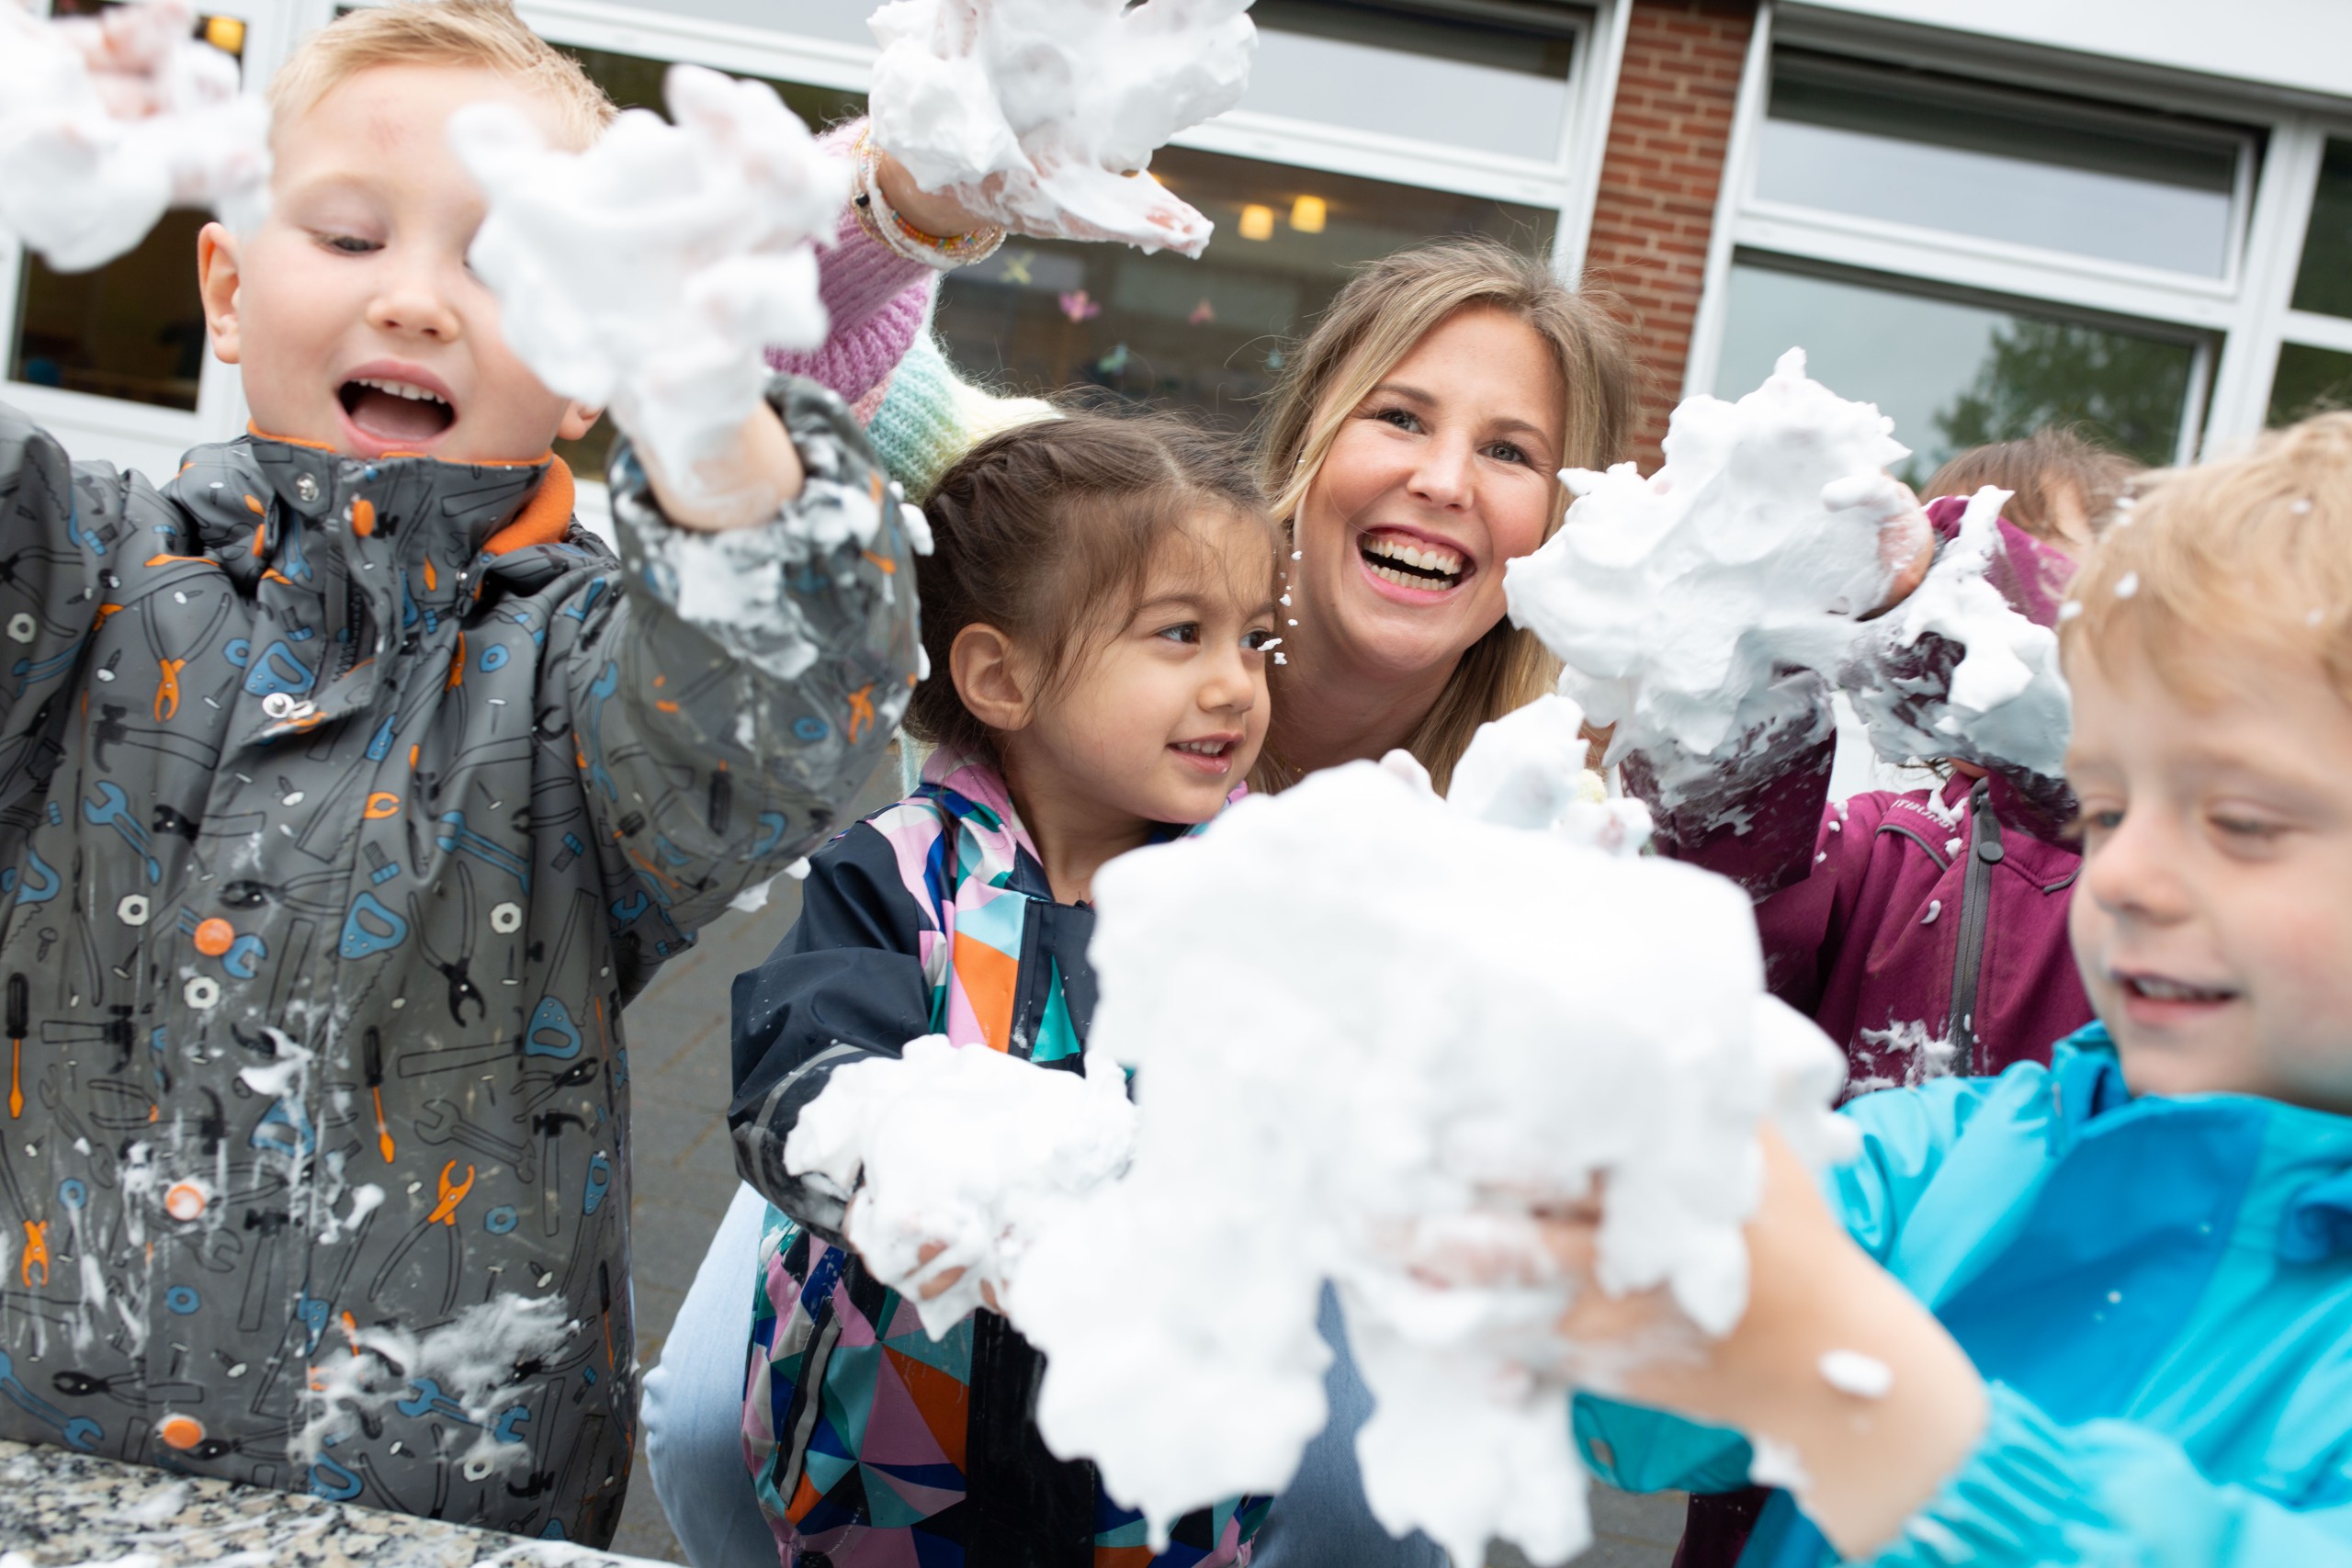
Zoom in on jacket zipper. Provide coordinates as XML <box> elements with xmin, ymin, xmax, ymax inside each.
<box><xmin>1948</xmin><ymin>777</ymin><xmax>2003</xmax><ymax>1076</ymax></box>
<box><xmin>334</xmin><ymin>575</ymin><xmax>365</xmax><ymax>682</ymax></box>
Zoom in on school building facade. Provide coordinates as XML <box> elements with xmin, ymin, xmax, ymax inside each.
<box><xmin>15</xmin><ymin>0</ymin><xmax>2352</xmax><ymax>492</ymax></box>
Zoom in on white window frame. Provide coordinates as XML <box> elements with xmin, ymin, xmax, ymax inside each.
<box><xmin>1686</xmin><ymin>0</ymin><xmax>2352</xmax><ymax>466</ymax></box>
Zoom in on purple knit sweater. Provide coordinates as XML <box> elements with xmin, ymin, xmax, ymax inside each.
<box><xmin>769</xmin><ymin>121</ymin><xmax>936</xmax><ymax>410</ymax></box>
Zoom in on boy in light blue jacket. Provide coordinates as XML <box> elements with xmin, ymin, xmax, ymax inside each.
<box><xmin>1547</xmin><ymin>412</ymin><xmax>2352</xmax><ymax>1565</ymax></box>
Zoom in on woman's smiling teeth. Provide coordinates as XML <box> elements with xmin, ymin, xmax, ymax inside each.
<box><xmin>1171</xmin><ymin>739</ymin><xmax>1231</xmax><ymax>757</ymax></box>
<box><xmin>1361</xmin><ymin>534</ymin><xmax>1464</xmax><ymax>591</ymax></box>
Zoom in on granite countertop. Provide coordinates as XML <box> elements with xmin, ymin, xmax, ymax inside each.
<box><xmin>0</xmin><ymin>1440</ymin><xmax>667</xmax><ymax>1567</ymax></box>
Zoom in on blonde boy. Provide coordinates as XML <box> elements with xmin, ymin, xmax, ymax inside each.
<box><xmin>0</xmin><ymin>0</ymin><xmax>914</xmax><ymax>1544</ymax></box>
<box><xmin>1550</xmin><ymin>414</ymin><xmax>2352</xmax><ymax>1565</ymax></box>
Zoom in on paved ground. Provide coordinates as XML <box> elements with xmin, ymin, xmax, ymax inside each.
<box><xmin>604</xmin><ymin>753</ymin><xmax>1683</xmax><ymax>1567</ymax></box>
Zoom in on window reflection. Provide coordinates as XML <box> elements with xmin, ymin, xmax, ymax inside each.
<box><xmin>937</xmin><ymin>146</ymin><xmax>1557</xmax><ymax>429</ymax></box>
<box><xmin>1240</xmin><ymin>0</ymin><xmax>1577</xmax><ymax>161</ymax></box>
<box><xmin>2290</xmin><ymin>139</ymin><xmax>2352</xmax><ymax>321</ymax></box>
<box><xmin>1757</xmin><ymin>53</ymin><xmax>2242</xmax><ymax>278</ymax></box>
<box><xmin>2268</xmin><ymin>342</ymin><xmax>2352</xmax><ymax>426</ymax></box>
<box><xmin>1715</xmin><ymin>262</ymin><xmax>2195</xmax><ymax>480</ymax></box>
<box><xmin>7</xmin><ymin>0</ymin><xmax>245</xmax><ymax>412</ymax></box>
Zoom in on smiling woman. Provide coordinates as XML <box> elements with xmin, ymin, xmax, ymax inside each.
<box><xmin>1251</xmin><ymin>238</ymin><xmax>1637</xmax><ymax>792</ymax></box>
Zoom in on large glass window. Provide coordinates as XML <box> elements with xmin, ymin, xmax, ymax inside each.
<box><xmin>1239</xmin><ymin>0</ymin><xmax>1577</xmax><ymax>160</ymax></box>
<box><xmin>6</xmin><ymin>0</ymin><xmax>249</xmax><ymax>412</ymax></box>
<box><xmin>936</xmin><ymin>148</ymin><xmax>1557</xmax><ymax>427</ymax></box>
<box><xmin>1755</xmin><ymin>53</ymin><xmax>2243</xmax><ymax>277</ymax></box>
<box><xmin>557</xmin><ymin>40</ymin><xmax>1559</xmax><ymax>462</ymax></box>
<box><xmin>1715</xmin><ymin>263</ymin><xmax>2197</xmax><ymax>481</ymax></box>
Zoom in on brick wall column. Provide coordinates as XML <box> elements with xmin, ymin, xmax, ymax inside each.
<box><xmin>1583</xmin><ymin>0</ymin><xmax>1758</xmax><ymax>469</ymax></box>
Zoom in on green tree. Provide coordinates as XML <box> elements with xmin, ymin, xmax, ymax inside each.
<box><xmin>1934</xmin><ymin>318</ymin><xmax>2191</xmax><ymax>465</ymax></box>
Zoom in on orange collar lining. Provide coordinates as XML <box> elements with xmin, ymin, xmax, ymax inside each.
<box><xmin>483</xmin><ymin>459</ymin><xmax>575</xmax><ymax>556</ymax></box>
<box><xmin>240</xmin><ymin>424</ymin><xmax>573</xmax><ymax>556</ymax></box>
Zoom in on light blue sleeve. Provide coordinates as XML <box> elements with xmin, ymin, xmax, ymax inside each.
<box><xmin>1830</xmin><ymin>1073</ymin><xmax>2007</xmax><ymax>1264</ymax></box>
<box><xmin>1865</xmin><ymin>1382</ymin><xmax>2352</xmax><ymax>1567</ymax></box>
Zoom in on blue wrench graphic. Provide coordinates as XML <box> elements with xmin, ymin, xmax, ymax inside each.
<box><xmin>84</xmin><ymin>782</ymin><xmax>161</xmax><ymax>885</ymax></box>
<box><xmin>395</xmin><ymin>1376</ymin><xmax>470</xmax><ymax>1422</ymax></box>
<box><xmin>435</xmin><ymin>811</ymin><xmax>531</xmax><ymax>893</ymax></box>
<box><xmin>0</xmin><ymin>1348</ymin><xmax>101</xmax><ymax>1450</ymax></box>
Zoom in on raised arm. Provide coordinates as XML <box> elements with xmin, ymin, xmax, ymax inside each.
<box><xmin>551</xmin><ymin>378</ymin><xmax>920</xmax><ymax>957</ymax></box>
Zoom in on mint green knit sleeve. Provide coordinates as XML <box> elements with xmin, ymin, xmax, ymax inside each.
<box><xmin>862</xmin><ymin>330</ymin><xmax>1054</xmax><ymax>502</ymax></box>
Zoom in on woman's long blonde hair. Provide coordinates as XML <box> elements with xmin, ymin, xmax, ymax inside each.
<box><xmin>1255</xmin><ymin>237</ymin><xmax>1636</xmax><ymax>792</ymax></box>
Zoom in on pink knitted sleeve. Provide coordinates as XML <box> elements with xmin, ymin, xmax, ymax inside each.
<box><xmin>768</xmin><ymin>119</ymin><xmax>937</xmax><ymax>409</ymax></box>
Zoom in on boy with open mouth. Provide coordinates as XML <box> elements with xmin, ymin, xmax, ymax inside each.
<box><xmin>0</xmin><ymin>0</ymin><xmax>914</xmax><ymax>1546</ymax></box>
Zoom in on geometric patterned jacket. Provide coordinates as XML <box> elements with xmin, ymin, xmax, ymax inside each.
<box><xmin>730</xmin><ymin>747</ymin><xmax>1263</xmax><ymax>1566</ymax></box>
<box><xmin>0</xmin><ymin>378</ymin><xmax>915</xmax><ymax>1546</ymax></box>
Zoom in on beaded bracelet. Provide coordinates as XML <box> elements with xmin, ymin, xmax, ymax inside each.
<box><xmin>853</xmin><ymin>131</ymin><xmax>1008</xmax><ymax>272</ymax></box>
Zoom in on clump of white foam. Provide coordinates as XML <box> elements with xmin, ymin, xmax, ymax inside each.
<box><xmin>297</xmin><ymin>1292</ymin><xmax>576</xmax><ymax>1472</ymax></box>
<box><xmin>1844</xmin><ymin>486</ymin><xmax>2072</xmax><ymax>780</ymax></box>
<box><xmin>1508</xmin><ymin>350</ymin><xmax>1921</xmax><ymax>807</ymax></box>
<box><xmin>0</xmin><ymin>0</ymin><xmax>268</xmax><ymax>271</ymax></box>
<box><xmin>1442</xmin><ymin>694</ymin><xmax>1653</xmax><ymax>854</ymax></box>
<box><xmin>865</xmin><ymin>0</ymin><xmax>1256</xmax><ymax>255</ymax></box>
<box><xmin>452</xmin><ymin>64</ymin><xmax>845</xmax><ymax>512</ymax></box>
<box><xmin>1818</xmin><ymin>1348</ymin><xmax>1892</xmax><ymax>1399</ymax></box>
<box><xmin>786</xmin><ymin>1034</ymin><xmax>1136</xmax><ymax>1337</ymax></box>
<box><xmin>1008</xmin><ymin>753</ymin><xmax>1855</xmax><ymax>1564</ymax></box>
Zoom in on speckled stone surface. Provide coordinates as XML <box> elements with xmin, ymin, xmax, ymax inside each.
<box><xmin>0</xmin><ymin>1440</ymin><xmax>667</xmax><ymax>1566</ymax></box>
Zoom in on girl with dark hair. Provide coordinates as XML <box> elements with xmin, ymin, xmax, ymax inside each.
<box><xmin>719</xmin><ymin>410</ymin><xmax>1283</xmax><ymax>1567</ymax></box>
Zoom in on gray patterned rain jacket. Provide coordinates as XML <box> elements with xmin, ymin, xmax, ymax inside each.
<box><xmin>0</xmin><ymin>378</ymin><xmax>916</xmax><ymax>1545</ymax></box>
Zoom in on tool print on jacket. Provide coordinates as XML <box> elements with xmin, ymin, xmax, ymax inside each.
<box><xmin>0</xmin><ymin>377</ymin><xmax>918</xmax><ymax>1546</ymax></box>
<box><xmin>729</xmin><ymin>748</ymin><xmax>1264</xmax><ymax>1568</ymax></box>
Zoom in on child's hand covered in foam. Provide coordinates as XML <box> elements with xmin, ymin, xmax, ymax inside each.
<box><xmin>451</xmin><ymin>65</ymin><xmax>847</xmax><ymax>529</ymax></box>
<box><xmin>784</xmin><ymin>1035</ymin><xmax>1137</xmax><ymax>1338</ymax></box>
<box><xmin>0</xmin><ymin>0</ymin><xmax>268</xmax><ymax>272</ymax></box>
<box><xmin>865</xmin><ymin>0</ymin><xmax>1256</xmax><ymax>256</ymax></box>
<box><xmin>1504</xmin><ymin>349</ymin><xmax>1940</xmax><ymax>805</ymax></box>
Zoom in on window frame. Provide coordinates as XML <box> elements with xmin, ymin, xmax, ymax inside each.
<box><xmin>1687</xmin><ymin>0</ymin><xmax>2352</xmax><ymax>465</ymax></box>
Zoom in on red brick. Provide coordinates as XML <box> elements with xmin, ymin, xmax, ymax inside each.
<box><xmin>1583</xmin><ymin>0</ymin><xmax>1755</xmax><ymax>465</ymax></box>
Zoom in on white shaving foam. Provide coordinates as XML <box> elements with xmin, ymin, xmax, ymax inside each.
<box><xmin>1818</xmin><ymin>1348</ymin><xmax>1893</xmax><ymax>1399</ymax></box>
<box><xmin>865</xmin><ymin>0</ymin><xmax>1255</xmax><ymax>255</ymax></box>
<box><xmin>452</xmin><ymin>64</ymin><xmax>845</xmax><ymax>511</ymax></box>
<box><xmin>297</xmin><ymin>1292</ymin><xmax>577</xmax><ymax>1469</ymax></box>
<box><xmin>1846</xmin><ymin>485</ymin><xmax>2072</xmax><ymax>779</ymax></box>
<box><xmin>1003</xmin><ymin>751</ymin><xmax>1855</xmax><ymax>1563</ymax></box>
<box><xmin>1506</xmin><ymin>350</ymin><xmax>1911</xmax><ymax>803</ymax></box>
<box><xmin>786</xmin><ymin>1034</ymin><xmax>1136</xmax><ymax>1337</ymax></box>
<box><xmin>0</xmin><ymin>0</ymin><xmax>267</xmax><ymax>271</ymax></box>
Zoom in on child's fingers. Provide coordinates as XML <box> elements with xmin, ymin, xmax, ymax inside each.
<box><xmin>915</xmin><ymin>1262</ymin><xmax>967</xmax><ymax>1302</ymax></box>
